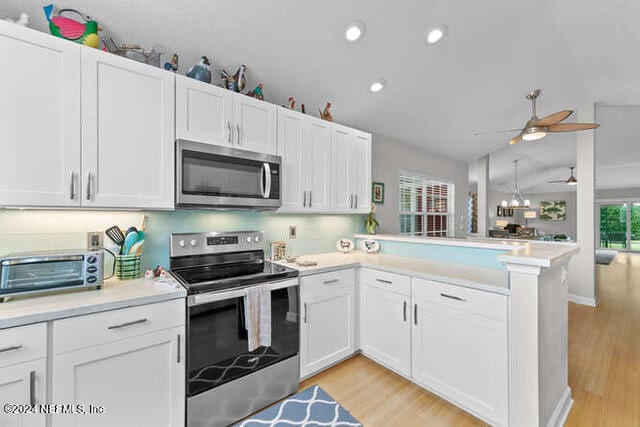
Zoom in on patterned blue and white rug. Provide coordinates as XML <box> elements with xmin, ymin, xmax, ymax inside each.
<box><xmin>234</xmin><ymin>385</ymin><xmax>362</xmax><ymax>427</ymax></box>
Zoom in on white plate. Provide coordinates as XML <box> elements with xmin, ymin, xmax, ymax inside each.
<box><xmin>336</xmin><ymin>239</ymin><xmax>355</xmax><ymax>253</ymax></box>
<box><xmin>360</xmin><ymin>239</ymin><xmax>380</xmax><ymax>254</ymax></box>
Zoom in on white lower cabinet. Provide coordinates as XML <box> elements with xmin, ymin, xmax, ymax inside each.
<box><xmin>411</xmin><ymin>278</ymin><xmax>508</xmax><ymax>426</ymax></box>
<box><xmin>0</xmin><ymin>359</ymin><xmax>46</xmax><ymax>427</ymax></box>
<box><xmin>299</xmin><ymin>270</ymin><xmax>356</xmax><ymax>378</ymax></box>
<box><xmin>359</xmin><ymin>271</ymin><xmax>411</xmax><ymax>376</ymax></box>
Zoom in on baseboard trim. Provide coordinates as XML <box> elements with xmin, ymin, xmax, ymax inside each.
<box><xmin>568</xmin><ymin>294</ymin><xmax>597</xmax><ymax>306</ymax></box>
<box><xmin>546</xmin><ymin>386</ymin><xmax>573</xmax><ymax>427</ymax></box>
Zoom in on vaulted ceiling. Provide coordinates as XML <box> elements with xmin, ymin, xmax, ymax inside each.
<box><xmin>1</xmin><ymin>0</ymin><xmax>638</xmax><ymax>163</ymax></box>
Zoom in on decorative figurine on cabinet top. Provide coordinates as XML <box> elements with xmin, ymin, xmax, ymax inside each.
<box><xmin>43</xmin><ymin>4</ymin><xmax>100</xmax><ymax>48</ymax></box>
<box><xmin>320</xmin><ymin>102</ymin><xmax>333</xmax><ymax>122</ymax></box>
<box><xmin>186</xmin><ymin>56</ymin><xmax>212</xmax><ymax>83</ymax></box>
<box><xmin>246</xmin><ymin>83</ymin><xmax>264</xmax><ymax>100</ymax></box>
<box><xmin>164</xmin><ymin>53</ymin><xmax>179</xmax><ymax>72</ymax></box>
<box><xmin>287</xmin><ymin>97</ymin><xmax>296</xmax><ymax>110</ymax></box>
<box><xmin>4</xmin><ymin>12</ymin><xmax>29</xmax><ymax>27</ymax></box>
<box><xmin>221</xmin><ymin>65</ymin><xmax>247</xmax><ymax>92</ymax></box>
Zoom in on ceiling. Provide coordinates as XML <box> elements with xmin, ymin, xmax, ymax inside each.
<box><xmin>1</xmin><ymin>1</ymin><xmax>638</xmax><ymax>163</ymax></box>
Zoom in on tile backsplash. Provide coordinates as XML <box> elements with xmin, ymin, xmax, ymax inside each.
<box><xmin>0</xmin><ymin>210</ymin><xmax>365</xmax><ymax>270</ymax></box>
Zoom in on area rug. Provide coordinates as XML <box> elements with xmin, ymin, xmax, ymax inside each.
<box><xmin>596</xmin><ymin>249</ymin><xmax>617</xmax><ymax>265</ymax></box>
<box><xmin>234</xmin><ymin>385</ymin><xmax>362</xmax><ymax>427</ymax></box>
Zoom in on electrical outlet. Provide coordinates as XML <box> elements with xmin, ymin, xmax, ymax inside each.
<box><xmin>288</xmin><ymin>226</ymin><xmax>297</xmax><ymax>239</ymax></box>
<box><xmin>87</xmin><ymin>232</ymin><xmax>103</xmax><ymax>250</ymax></box>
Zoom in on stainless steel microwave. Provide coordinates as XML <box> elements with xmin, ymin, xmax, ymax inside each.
<box><xmin>0</xmin><ymin>250</ymin><xmax>104</xmax><ymax>298</ymax></box>
<box><xmin>176</xmin><ymin>140</ymin><xmax>281</xmax><ymax>210</ymax></box>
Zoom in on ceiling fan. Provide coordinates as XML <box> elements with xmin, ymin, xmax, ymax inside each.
<box><xmin>476</xmin><ymin>89</ymin><xmax>600</xmax><ymax>145</ymax></box>
<box><xmin>548</xmin><ymin>167</ymin><xmax>577</xmax><ymax>185</ymax></box>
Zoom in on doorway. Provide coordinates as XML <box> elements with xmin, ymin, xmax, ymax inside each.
<box><xmin>599</xmin><ymin>203</ymin><xmax>640</xmax><ymax>252</ymax></box>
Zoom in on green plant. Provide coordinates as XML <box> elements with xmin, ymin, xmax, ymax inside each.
<box><xmin>365</xmin><ymin>204</ymin><xmax>379</xmax><ymax>234</ymax></box>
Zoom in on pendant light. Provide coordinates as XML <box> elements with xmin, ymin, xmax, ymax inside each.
<box><xmin>501</xmin><ymin>160</ymin><xmax>531</xmax><ymax>209</ymax></box>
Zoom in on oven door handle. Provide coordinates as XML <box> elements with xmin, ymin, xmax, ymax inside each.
<box><xmin>188</xmin><ymin>278</ymin><xmax>299</xmax><ymax>306</ymax></box>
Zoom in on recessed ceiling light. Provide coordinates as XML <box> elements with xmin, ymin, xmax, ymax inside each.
<box><xmin>345</xmin><ymin>21</ymin><xmax>365</xmax><ymax>42</ymax></box>
<box><xmin>370</xmin><ymin>80</ymin><xmax>386</xmax><ymax>93</ymax></box>
<box><xmin>426</xmin><ymin>25</ymin><xmax>447</xmax><ymax>44</ymax></box>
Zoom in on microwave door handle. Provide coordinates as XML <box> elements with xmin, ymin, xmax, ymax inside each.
<box><xmin>264</xmin><ymin>163</ymin><xmax>272</xmax><ymax>198</ymax></box>
<box><xmin>260</xmin><ymin>163</ymin><xmax>266</xmax><ymax>198</ymax></box>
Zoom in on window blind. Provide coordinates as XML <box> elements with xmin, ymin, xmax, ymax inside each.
<box><xmin>399</xmin><ymin>172</ymin><xmax>455</xmax><ymax>237</ymax></box>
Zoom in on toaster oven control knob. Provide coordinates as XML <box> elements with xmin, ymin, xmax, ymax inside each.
<box><xmin>190</xmin><ymin>239</ymin><xmax>197</xmax><ymax>246</ymax></box>
<box><xmin>87</xmin><ymin>255</ymin><xmax>97</xmax><ymax>264</ymax></box>
<box><xmin>87</xmin><ymin>266</ymin><xmax>98</xmax><ymax>274</ymax></box>
<box><xmin>254</xmin><ymin>235</ymin><xmax>260</xmax><ymax>243</ymax></box>
<box><xmin>246</xmin><ymin>236</ymin><xmax>252</xmax><ymax>243</ymax></box>
<box><xmin>87</xmin><ymin>276</ymin><xmax>97</xmax><ymax>283</ymax></box>
<box><xmin>179</xmin><ymin>240</ymin><xmax>185</xmax><ymax>247</ymax></box>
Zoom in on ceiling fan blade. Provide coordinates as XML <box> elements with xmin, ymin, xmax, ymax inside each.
<box><xmin>536</xmin><ymin>110</ymin><xmax>573</xmax><ymax>126</ymax></box>
<box><xmin>548</xmin><ymin>180</ymin><xmax>568</xmax><ymax>184</ymax></box>
<box><xmin>509</xmin><ymin>134</ymin><xmax>523</xmax><ymax>145</ymax></box>
<box><xmin>548</xmin><ymin>123</ymin><xmax>599</xmax><ymax>132</ymax></box>
<box><xmin>473</xmin><ymin>128</ymin><xmax>522</xmax><ymax>136</ymax></box>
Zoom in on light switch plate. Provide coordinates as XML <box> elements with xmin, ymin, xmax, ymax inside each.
<box><xmin>288</xmin><ymin>226</ymin><xmax>297</xmax><ymax>239</ymax></box>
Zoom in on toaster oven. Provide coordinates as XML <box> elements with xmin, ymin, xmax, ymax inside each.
<box><xmin>0</xmin><ymin>250</ymin><xmax>104</xmax><ymax>298</ymax></box>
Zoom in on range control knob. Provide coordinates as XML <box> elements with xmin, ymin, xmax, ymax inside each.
<box><xmin>86</xmin><ymin>276</ymin><xmax>97</xmax><ymax>284</ymax></box>
<box><xmin>246</xmin><ymin>236</ymin><xmax>252</xmax><ymax>243</ymax></box>
<box><xmin>87</xmin><ymin>255</ymin><xmax>97</xmax><ymax>264</ymax></box>
<box><xmin>190</xmin><ymin>239</ymin><xmax>197</xmax><ymax>246</ymax></box>
<box><xmin>178</xmin><ymin>240</ymin><xmax>185</xmax><ymax>247</ymax></box>
<box><xmin>254</xmin><ymin>236</ymin><xmax>260</xmax><ymax>243</ymax></box>
<box><xmin>87</xmin><ymin>266</ymin><xmax>98</xmax><ymax>274</ymax></box>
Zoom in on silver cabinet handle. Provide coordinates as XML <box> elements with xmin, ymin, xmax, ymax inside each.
<box><xmin>323</xmin><ymin>279</ymin><xmax>339</xmax><ymax>285</ymax></box>
<box><xmin>85</xmin><ymin>172</ymin><xmax>92</xmax><ymax>201</ymax></box>
<box><xmin>108</xmin><ymin>318</ymin><xmax>148</xmax><ymax>330</ymax></box>
<box><xmin>350</xmin><ymin>194</ymin><xmax>353</xmax><ymax>209</ymax></box>
<box><xmin>303</xmin><ymin>191</ymin><xmax>307</xmax><ymax>208</ymax></box>
<box><xmin>309</xmin><ymin>191</ymin><xmax>312</xmax><ymax>208</ymax></box>
<box><xmin>227</xmin><ymin>121</ymin><xmax>232</xmax><ymax>145</ymax></box>
<box><xmin>414</xmin><ymin>304</ymin><xmax>418</xmax><ymax>325</ymax></box>
<box><xmin>236</xmin><ymin>124</ymin><xmax>241</xmax><ymax>146</ymax></box>
<box><xmin>69</xmin><ymin>171</ymin><xmax>76</xmax><ymax>200</ymax></box>
<box><xmin>355</xmin><ymin>194</ymin><xmax>358</xmax><ymax>209</ymax></box>
<box><xmin>376</xmin><ymin>279</ymin><xmax>392</xmax><ymax>284</ymax></box>
<box><xmin>303</xmin><ymin>303</ymin><xmax>307</xmax><ymax>323</ymax></box>
<box><xmin>29</xmin><ymin>370</ymin><xmax>36</xmax><ymax>406</ymax></box>
<box><xmin>403</xmin><ymin>301</ymin><xmax>407</xmax><ymax>322</ymax></box>
<box><xmin>177</xmin><ymin>334</ymin><xmax>181</xmax><ymax>364</ymax></box>
<box><xmin>0</xmin><ymin>344</ymin><xmax>22</xmax><ymax>354</ymax></box>
<box><xmin>440</xmin><ymin>293</ymin><xmax>466</xmax><ymax>302</ymax></box>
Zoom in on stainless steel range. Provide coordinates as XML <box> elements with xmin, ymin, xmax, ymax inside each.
<box><xmin>170</xmin><ymin>231</ymin><xmax>299</xmax><ymax>427</ymax></box>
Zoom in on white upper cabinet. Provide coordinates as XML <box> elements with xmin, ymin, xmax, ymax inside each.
<box><xmin>331</xmin><ymin>125</ymin><xmax>372</xmax><ymax>213</ymax></box>
<box><xmin>351</xmin><ymin>130</ymin><xmax>372</xmax><ymax>214</ymax></box>
<box><xmin>277</xmin><ymin>108</ymin><xmax>332</xmax><ymax>212</ymax></box>
<box><xmin>176</xmin><ymin>75</ymin><xmax>233</xmax><ymax>146</ymax></box>
<box><xmin>81</xmin><ymin>48</ymin><xmax>175</xmax><ymax>209</ymax></box>
<box><xmin>233</xmin><ymin>94</ymin><xmax>277</xmax><ymax>154</ymax></box>
<box><xmin>0</xmin><ymin>22</ymin><xmax>81</xmax><ymax>207</ymax></box>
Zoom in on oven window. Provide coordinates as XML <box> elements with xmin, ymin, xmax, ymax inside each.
<box><xmin>0</xmin><ymin>259</ymin><xmax>84</xmax><ymax>294</ymax></box>
<box><xmin>187</xmin><ymin>286</ymin><xmax>299</xmax><ymax>397</ymax></box>
<box><xmin>182</xmin><ymin>150</ymin><xmax>264</xmax><ymax>198</ymax></box>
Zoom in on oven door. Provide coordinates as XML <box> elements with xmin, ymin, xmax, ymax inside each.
<box><xmin>187</xmin><ymin>279</ymin><xmax>299</xmax><ymax>398</ymax></box>
<box><xmin>176</xmin><ymin>140</ymin><xmax>281</xmax><ymax>209</ymax></box>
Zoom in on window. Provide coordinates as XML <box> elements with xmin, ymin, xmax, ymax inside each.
<box><xmin>399</xmin><ymin>172</ymin><xmax>455</xmax><ymax>237</ymax></box>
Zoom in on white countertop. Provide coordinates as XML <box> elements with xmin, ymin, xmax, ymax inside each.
<box><xmin>278</xmin><ymin>252</ymin><xmax>509</xmax><ymax>294</ymax></box>
<box><xmin>0</xmin><ymin>275</ymin><xmax>186</xmax><ymax>329</ymax></box>
<box><xmin>354</xmin><ymin>234</ymin><xmax>579</xmax><ymax>268</ymax></box>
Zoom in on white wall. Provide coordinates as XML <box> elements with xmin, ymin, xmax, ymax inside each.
<box><xmin>596</xmin><ymin>187</ymin><xmax>640</xmax><ymax>201</ymax></box>
<box><xmin>372</xmin><ymin>135</ymin><xmax>469</xmax><ymax>236</ymax></box>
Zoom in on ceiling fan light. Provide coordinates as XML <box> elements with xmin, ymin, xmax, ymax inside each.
<box><xmin>522</xmin><ymin>127</ymin><xmax>547</xmax><ymax>141</ymax></box>
<box><xmin>567</xmin><ymin>180</ymin><xmax>577</xmax><ymax>186</ymax></box>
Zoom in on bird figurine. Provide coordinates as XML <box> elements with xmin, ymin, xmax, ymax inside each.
<box><xmin>246</xmin><ymin>83</ymin><xmax>264</xmax><ymax>100</ymax></box>
<box><xmin>301</xmin><ymin>104</ymin><xmax>306</xmax><ymax>114</ymax></box>
<box><xmin>4</xmin><ymin>12</ymin><xmax>29</xmax><ymax>27</ymax></box>
<box><xmin>186</xmin><ymin>56</ymin><xmax>212</xmax><ymax>83</ymax></box>
<box><xmin>164</xmin><ymin>54</ymin><xmax>179</xmax><ymax>72</ymax></box>
<box><xmin>43</xmin><ymin>4</ymin><xmax>99</xmax><ymax>48</ymax></box>
<box><xmin>221</xmin><ymin>65</ymin><xmax>247</xmax><ymax>92</ymax></box>
<box><xmin>320</xmin><ymin>102</ymin><xmax>333</xmax><ymax>122</ymax></box>
<box><xmin>287</xmin><ymin>97</ymin><xmax>296</xmax><ymax>110</ymax></box>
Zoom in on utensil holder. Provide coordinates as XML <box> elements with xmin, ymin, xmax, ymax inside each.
<box><xmin>115</xmin><ymin>254</ymin><xmax>141</xmax><ymax>280</ymax></box>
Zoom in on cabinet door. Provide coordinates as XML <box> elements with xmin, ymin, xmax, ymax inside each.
<box><xmin>411</xmin><ymin>298</ymin><xmax>508</xmax><ymax>425</ymax></box>
<box><xmin>331</xmin><ymin>126</ymin><xmax>353</xmax><ymax>211</ymax></box>
<box><xmin>176</xmin><ymin>75</ymin><xmax>233</xmax><ymax>146</ymax></box>
<box><xmin>52</xmin><ymin>327</ymin><xmax>185</xmax><ymax>427</ymax></box>
<box><xmin>351</xmin><ymin>131</ymin><xmax>372</xmax><ymax>213</ymax></box>
<box><xmin>307</xmin><ymin>120</ymin><xmax>332</xmax><ymax>211</ymax></box>
<box><xmin>359</xmin><ymin>285</ymin><xmax>411</xmax><ymax>376</ymax></box>
<box><xmin>277</xmin><ymin>108</ymin><xmax>307</xmax><ymax>211</ymax></box>
<box><xmin>233</xmin><ymin>94</ymin><xmax>277</xmax><ymax>154</ymax></box>
<box><xmin>300</xmin><ymin>287</ymin><xmax>355</xmax><ymax>378</ymax></box>
<box><xmin>0</xmin><ymin>22</ymin><xmax>81</xmax><ymax>207</ymax></box>
<box><xmin>0</xmin><ymin>359</ymin><xmax>46</xmax><ymax>427</ymax></box>
<box><xmin>81</xmin><ymin>49</ymin><xmax>175</xmax><ymax>209</ymax></box>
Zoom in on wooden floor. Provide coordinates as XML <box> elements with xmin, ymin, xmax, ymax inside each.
<box><xmin>300</xmin><ymin>253</ymin><xmax>640</xmax><ymax>426</ymax></box>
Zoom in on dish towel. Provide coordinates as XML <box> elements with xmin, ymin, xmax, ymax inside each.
<box><xmin>244</xmin><ymin>284</ymin><xmax>272</xmax><ymax>351</ymax></box>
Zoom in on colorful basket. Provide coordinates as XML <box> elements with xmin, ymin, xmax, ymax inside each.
<box><xmin>115</xmin><ymin>254</ymin><xmax>141</xmax><ymax>280</ymax></box>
